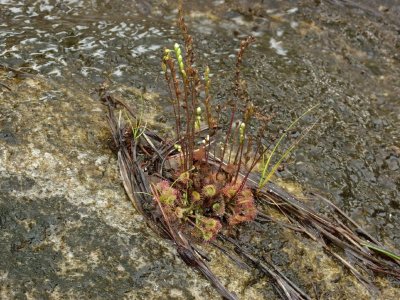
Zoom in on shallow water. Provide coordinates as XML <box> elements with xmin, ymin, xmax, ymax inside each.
<box><xmin>1</xmin><ymin>0</ymin><xmax>399</xmax><ymax>299</ymax></box>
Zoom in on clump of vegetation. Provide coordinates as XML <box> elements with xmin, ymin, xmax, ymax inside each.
<box><xmin>148</xmin><ymin>25</ymin><xmax>307</xmax><ymax>296</ymax></box>
<box><xmin>156</xmin><ymin>27</ymin><xmax>261</xmax><ymax>241</ymax></box>
<box><xmin>156</xmin><ymin>12</ymin><xmax>313</xmax><ymax>243</ymax></box>
<box><xmin>102</xmin><ymin>7</ymin><xmax>400</xmax><ymax>300</ymax></box>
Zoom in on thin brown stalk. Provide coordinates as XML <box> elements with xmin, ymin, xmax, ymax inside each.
<box><xmin>166</xmin><ymin>59</ymin><xmax>182</xmax><ymax>140</ymax></box>
<box><xmin>164</xmin><ymin>64</ymin><xmax>180</xmax><ymax>139</ymax></box>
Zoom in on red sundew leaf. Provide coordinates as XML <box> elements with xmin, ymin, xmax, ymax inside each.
<box><xmin>193</xmin><ymin>147</ymin><xmax>206</xmax><ymax>161</ymax></box>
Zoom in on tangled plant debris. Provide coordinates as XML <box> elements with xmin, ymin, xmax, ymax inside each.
<box><xmin>101</xmin><ymin>8</ymin><xmax>400</xmax><ymax>300</ymax></box>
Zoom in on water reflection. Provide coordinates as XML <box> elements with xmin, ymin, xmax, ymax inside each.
<box><xmin>0</xmin><ymin>0</ymin><xmax>172</xmax><ymax>83</ymax></box>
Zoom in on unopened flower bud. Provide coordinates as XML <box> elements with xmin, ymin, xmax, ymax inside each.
<box><xmin>239</xmin><ymin>122</ymin><xmax>246</xmax><ymax>142</ymax></box>
<box><xmin>205</xmin><ymin>66</ymin><xmax>210</xmax><ymax>81</ymax></box>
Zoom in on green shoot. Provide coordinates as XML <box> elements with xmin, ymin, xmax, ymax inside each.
<box><xmin>171</xmin><ymin>166</ymin><xmax>195</xmax><ymax>188</ymax></box>
<box><xmin>125</xmin><ymin>93</ymin><xmax>148</xmax><ymax>141</ymax></box>
<box><xmin>362</xmin><ymin>242</ymin><xmax>400</xmax><ymax>261</ymax></box>
<box><xmin>258</xmin><ymin>104</ymin><xmax>319</xmax><ymax>189</ymax></box>
<box><xmin>133</xmin><ymin>191</ymin><xmax>154</xmax><ymax>197</ymax></box>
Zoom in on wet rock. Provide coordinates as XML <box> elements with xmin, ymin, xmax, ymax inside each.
<box><xmin>386</xmin><ymin>156</ymin><xmax>399</xmax><ymax>171</ymax></box>
<box><xmin>0</xmin><ymin>131</ymin><xmax>18</xmax><ymax>144</ymax></box>
<box><xmin>271</xmin><ymin>251</ymin><xmax>289</xmax><ymax>267</ymax></box>
<box><xmin>0</xmin><ymin>175</ymin><xmax>35</xmax><ymax>192</ymax></box>
<box><xmin>0</xmin><ymin>72</ymin><xmax>219</xmax><ymax>299</ymax></box>
<box><xmin>389</xmin><ymin>145</ymin><xmax>400</xmax><ymax>157</ymax></box>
